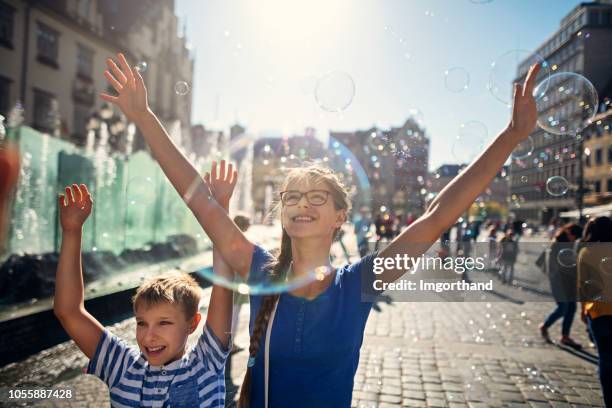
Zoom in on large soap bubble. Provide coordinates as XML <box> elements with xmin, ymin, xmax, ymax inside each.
<box><xmin>452</xmin><ymin>121</ymin><xmax>487</xmax><ymax>162</ymax></box>
<box><xmin>534</xmin><ymin>72</ymin><xmax>598</xmax><ymax>135</ymax></box>
<box><xmin>489</xmin><ymin>50</ymin><xmax>550</xmax><ymax>105</ymax></box>
<box><xmin>185</xmin><ymin>134</ymin><xmax>372</xmax><ymax>295</ymax></box>
<box><xmin>314</xmin><ymin>71</ymin><xmax>355</xmax><ymax>112</ymax></box>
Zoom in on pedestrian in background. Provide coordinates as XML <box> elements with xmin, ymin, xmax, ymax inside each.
<box><xmin>487</xmin><ymin>227</ymin><xmax>498</xmax><ymax>270</ymax></box>
<box><xmin>539</xmin><ymin>223</ymin><xmax>583</xmax><ymax>348</ymax></box>
<box><xmin>0</xmin><ymin>145</ymin><xmax>19</xmax><ymax>250</ymax></box>
<box><xmin>353</xmin><ymin>207</ymin><xmax>372</xmax><ymax>257</ymax></box>
<box><xmin>497</xmin><ymin>229</ymin><xmax>518</xmax><ymax>284</ymax></box>
<box><xmin>577</xmin><ymin>216</ymin><xmax>612</xmax><ymax>407</ymax></box>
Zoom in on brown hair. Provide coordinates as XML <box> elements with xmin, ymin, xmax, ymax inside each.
<box><xmin>553</xmin><ymin>223</ymin><xmax>582</xmax><ymax>243</ymax></box>
<box><xmin>132</xmin><ymin>271</ymin><xmax>201</xmax><ymax>320</ymax></box>
<box><xmin>237</xmin><ymin>164</ymin><xmax>351</xmax><ymax>407</ymax></box>
<box><xmin>582</xmin><ymin>216</ymin><xmax>612</xmax><ymax>243</ymax></box>
<box><xmin>233</xmin><ymin>213</ymin><xmax>251</xmax><ymax>232</ymax></box>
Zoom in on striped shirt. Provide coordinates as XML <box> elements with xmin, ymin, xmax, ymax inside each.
<box><xmin>87</xmin><ymin>324</ymin><xmax>230</xmax><ymax>407</ymax></box>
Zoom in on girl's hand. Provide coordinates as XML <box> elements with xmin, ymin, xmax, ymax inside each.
<box><xmin>100</xmin><ymin>53</ymin><xmax>149</xmax><ymax>123</ymax></box>
<box><xmin>204</xmin><ymin>160</ymin><xmax>237</xmax><ymax>209</ymax></box>
<box><xmin>508</xmin><ymin>63</ymin><xmax>541</xmax><ymax>139</ymax></box>
<box><xmin>59</xmin><ymin>184</ymin><xmax>93</xmax><ymax>232</ymax></box>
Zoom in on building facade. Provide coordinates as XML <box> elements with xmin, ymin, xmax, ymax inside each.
<box><xmin>429</xmin><ymin>164</ymin><xmax>509</xmax><ymax>221</ymax></box>
<box><xmin>330</xmin><ymin>118</ymin><xmax>430</xmax><ymax>217</ymax></box>
<box><xmin>509</xmin><ymin>0</ymin><xmax>612</xmax><ymax>224</ymax></box>
<box><xmin>583</xmin><ymin>108</ymin><xmax>612</xmax><ymax>207</ymax></box>
<box><xmin>0</xmin><ymin>0</ymin><xmax>193</xmax><ymax>153</ymax></box>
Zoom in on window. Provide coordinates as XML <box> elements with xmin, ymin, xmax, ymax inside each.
<box><xmin>76</xmin><ymin>44</ymin><xmax>93</xmax><ymax>80</ymax></box>
<box><xmin>36</xmin><ymin>22</ymin><xmax>59</xmax><ymax>67</ymax></box>
<box><xmin>33</xmin><ymin>89</ymin><xmax>57</xmax><ymax>132</ymax></box>
<box><xmin>608</xmin><ymin>147</ymin><xmax>612</xmax><ymax>163</ymax></box>
<box><xmin>72</xmin><ymin>103</ymin><xmax>90</xmax><ymax>141</ymax></box>
<box><xmin>0</xmin><ymin>75</ymin><xmax>10</xmax><ymax>117</ymax></box>
<box><xmin>78</xmin><ymin>0</ymin><xmax>91</xmax><ymax>20</ymax></box>
<box><xmin>0</xmin><ymin>1</ymin><xmax>15</xmax><ymax>48</ymax></box>
<box><xmin>595</xmin><ymin>148</ymin><xmax>603</xmax><ymax>165</ymax></box>
<box><xmin>594</xmin><ymin>180</ymin><xmax>601</xmax><ymax>193</ymax></box>
<box><xmin>608</xmin><ymin>179</ymin><xmax>612</xmax><ymax>193</ymax></box>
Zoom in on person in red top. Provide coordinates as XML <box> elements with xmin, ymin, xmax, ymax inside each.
<box><xmin>0</xmin><ymin>145</ymin><xmax>19</xmax><ymax>249</ymax></box>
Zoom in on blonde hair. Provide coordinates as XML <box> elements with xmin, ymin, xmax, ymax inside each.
<box><xmin>132</xmin><ymin>271</ymin><xmax>201</xmax><ymax>320</ymax></box>
<box><xmin>238</xmin><ymin>164</ymin><xmax>351</xmax><ymax>407</ymax></box>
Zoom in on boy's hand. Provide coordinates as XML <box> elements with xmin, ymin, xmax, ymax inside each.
<box><xmin>203</xmin><ymin>160</ymin><xmax>237</xmax><ymax>210</ymax></box>
<box><xmin>59</xmin><ymin>184</ymin><xmax>93</xmax><ymax>232</ymax></box>
<box><xmin>508</xmin><ymin>63</ymin><xmax>541</xmax><ymax>139</ymax></box>
<box><xmin>100</xmin><ymin>53</ymin><xmax>149</xmax><ymax>123</ymax></box>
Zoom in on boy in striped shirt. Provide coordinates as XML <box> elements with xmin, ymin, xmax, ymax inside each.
<box><xmin>54</xmin><ymin>174</ymin><xmax>236</xmax><ymax>407</ymax></box>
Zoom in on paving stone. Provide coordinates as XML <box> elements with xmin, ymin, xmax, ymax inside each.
<box><xmin>379</xmin><ymin>393</ymin><xmax>402</xmax><ymax>404</ymax></box>
<box><xmin>402</xmin><ymin>398</ymin><xmax>425</xmax><ymax>407</ymax></box>
<box><xmin>426</xmin><ymin>397</ymin><xmax>448</xmax><ymax>407</ymax></box>
<box><xmin>402</xmin><ymin>390</ymin><xmax>425</xmax><ymax>400</ymax></box>
<box><xmin>564</xmin><ymin>395</ymin><xmax>589</xmax><ymax>404</ymax></box>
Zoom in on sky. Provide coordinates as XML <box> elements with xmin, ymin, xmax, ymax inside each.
<box><xmin>175</xmin><ymin>0</ymin><xmax>584</xmax><ymax>170</ymax></box>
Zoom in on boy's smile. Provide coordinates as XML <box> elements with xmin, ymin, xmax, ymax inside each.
<box><xmin>135</xmin><ymin>302</ymin><xmax>199</xmax><ymax>366</ymax></box>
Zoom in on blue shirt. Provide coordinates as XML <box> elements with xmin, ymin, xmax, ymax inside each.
<box><xmin>247</xmin><ymin>245</ymin><xmax>378</xmax><ymax>408</ymax></box>
<box><xmin>87</xmin><ymin>323</ymin><xmax>230</xmax><ymax>407</ymax></box>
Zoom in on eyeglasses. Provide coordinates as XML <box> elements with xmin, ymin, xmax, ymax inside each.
<box><xmin>279</xmin><ymin>190</ymin><xmax>330</xmax><ymax>206</ymax></box>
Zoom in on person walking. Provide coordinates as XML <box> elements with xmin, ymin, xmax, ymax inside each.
<box><xmin>577</xmin><ymin>216</ymin><xmax>612</xmax><ymax>407</ymax></box>
<box><xmin>539</xmin><ymin>223</ymin><xmax>583</xmax><ymax>348</ymax></box>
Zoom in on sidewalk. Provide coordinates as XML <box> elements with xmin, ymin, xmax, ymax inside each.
<box><xmin>0</xmin><ymin>227</ymin><xmax>604</xmax><ymax>407</ymax></box>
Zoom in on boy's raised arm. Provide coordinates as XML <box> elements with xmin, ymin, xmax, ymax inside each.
<box><xmin>203</xmin><ymin>162</ymin><xmax>237</xmax><ymax>348</ymax></box>
<box><xmin>101</xmin><ymin>53</ymin><xmax>253</xmax><ymax>278</ymax></box>
<box><xmin>53</xmin><ymin>184</ymin><xmax>104</xmax><ymax>360</ymax></box>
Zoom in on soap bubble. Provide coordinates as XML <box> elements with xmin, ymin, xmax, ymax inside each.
<box><xmin>601</xmin><ymin>257</ymin><xmax>612</xmax><ymax>276</ymax></box>
<box><xmin>174</xmin><ymin>81</ymin><xmax>190</xmax><ymax>96</ymax></box>
<box><xmin>534</xmin><ymin>72</ymin><xmax>598</xmax><ymax>135</ymax></box>
<box><xmin>581</xmin><ymin>279</ymin><xmax>604</xmax><ymax>301</ymax></box>
<box><xmin>194</xmin><ymin>262</ymin><xmax>335</xmax><ymax>295</ymax></box>
<box><xmin>187</xmin><ymin>134</ymin><xmax>372</xmax><ymax>295</ymax></box>
<box><xmin>557</xmin><ymin>248</ymin><xmax>577</xmax><ymax>268</ymax></box>
<box><xmin>126</xmin><ymin>176</ymin><xmax>156</xmax><ymax>206</ymax></box>
<box><xmin>512</xmin><ymin>136</ymin><xmax>534</xmax><ymax>159</ymax></box>
<box><xmin>545</xmin><ymin>176</ymin><xmax>569</xmax><ymax>196</ymax></box>
<box><xmin>314</xmin><ymin>71</ymin><xmax>355</xmax><ymax>112</ymax></box>
<box><xmin>135</xmin><ymin>61</ymin><xmax>148</xmax><ymax>73</ymax></box>
<box><xmin>489</xmin><ymin>50</ymin><xmax>549</xmax><ymax>105</ymax></box>
<box><xmin>452</xmin><ymin>121</ymin><xmax>487</xmax><ymax>162</ymax></box>
<box><xmin>445</xmin><ymin>67</ymin><xmax>470</xmax><ymax>93</ymax></box>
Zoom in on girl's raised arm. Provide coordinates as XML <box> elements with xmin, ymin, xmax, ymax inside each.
<box><xmin>101</xmin><ymin>53</ymin><xmax>254</xmax><ymax>277</ymax></box>
<box><xmin>378</xmin><ymin>63</ymin><xmax>542</xmax><ymax>284</ymax></box>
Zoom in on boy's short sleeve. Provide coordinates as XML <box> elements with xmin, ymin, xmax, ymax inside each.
<box><xmin>194</xmin><ymin>323</ymin><xmax>231</xmax><ymax>373</ymax></box>
<box><xmin>87</xmin><ymin>330</ymin><xmax>139</xmax><ymax>388</ymax></box>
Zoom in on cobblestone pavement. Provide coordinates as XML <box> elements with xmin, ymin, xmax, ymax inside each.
<box><xmin>0</xmin><ymin>230</ymin><xmax>604</xmax><ymax>407</ymax></box>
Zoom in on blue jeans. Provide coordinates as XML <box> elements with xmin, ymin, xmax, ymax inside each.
<box><xmin>543</xmin><ymin>302</ymin><xmax>576</xmax><ymax>336</ymax></box>
<box><xmin>588</xmin><ymin>315</ymin><xmax>612</xmax><ymax>407</ymax></box>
